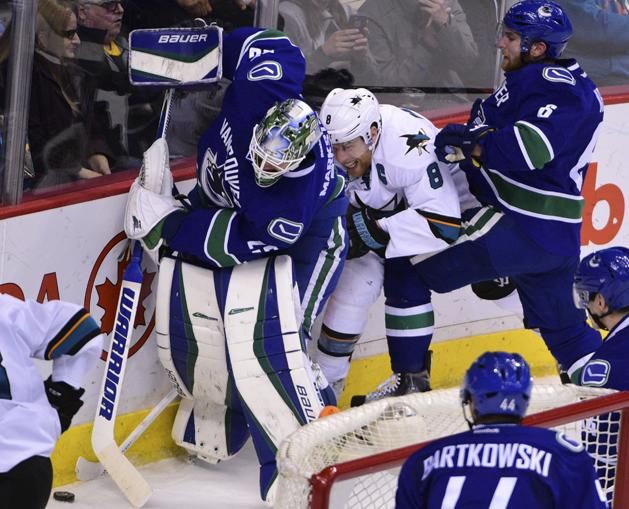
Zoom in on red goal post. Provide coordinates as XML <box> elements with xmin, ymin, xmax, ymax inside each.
<box><xmin>275</xmin><ymin>386</ymin><xmax>629</xmax><ymax>509</ymax></box>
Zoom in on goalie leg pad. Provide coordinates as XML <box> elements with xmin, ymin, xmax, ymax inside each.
<box><xmin>225</xmin><ymin>255</ymin><xmax>328</xmax><ymax>503</ymax></box>
<box><xmin>156</xmin><ymin>257</ymin><xmax>249</xmax><ymax>461</ymax></box>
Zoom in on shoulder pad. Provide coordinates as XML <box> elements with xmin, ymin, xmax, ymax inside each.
<box><xmin>542</xmin><ymin>66</ymin><xmax>576</xmax><ymax>86</ymax></box>
<box><xmin>580</xmin><ymin>359</ymin><xmax>611</xmax><ymax>387</ymax></box>
<box><xmin>554</xmin><ymin>430</ymin><xmax>584</xmax><ymax>453</ymax></box>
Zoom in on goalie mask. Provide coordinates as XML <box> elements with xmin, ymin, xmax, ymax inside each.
<box><xmin>319</xmin><ymin>88</ymin><xmax>382</xmax><ymax>148</ymax></box>
<box><xmin>461</xmin><ymin>351</ymin><xmax>532</xmax><ymax>422</ymax></box>
<box><xmin>249</xmin><ymin>98</ymin><xmax>323</xmax><ymax>188</ymax></box>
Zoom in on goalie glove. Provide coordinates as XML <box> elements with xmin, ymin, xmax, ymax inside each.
<box><xmin>44</xmin><ymin>376</ymin><xmax>85</xmax><ymax>433</ymax></box>
<box><xmin>347</xmin><ymin>206</ymin><xmax>390</xmax><ymax>259</ymax></box>
<box><xmin>124</xmin><ymin>180</ymin><xmax>184</xmax><ymax>263</ymax></box>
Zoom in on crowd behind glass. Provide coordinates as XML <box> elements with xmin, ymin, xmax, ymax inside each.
<box><xmin>0</xmin><ymin>0</ymin><xmax>626</xmax><ymax>199</ymax></box>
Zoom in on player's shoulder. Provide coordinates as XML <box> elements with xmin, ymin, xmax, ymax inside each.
<box><xmin>225</xmin><ymin>27</ymin><xmax>304</xmax><ymax>78</ymax></box>
<box><xmin>377</xmin><ymin>105</ymin><xmax>437</xmax><ymax>176</ymax></box>
<box><xmin>515</xmin><ymin>60</ymin><xmax>594</xmax><ymax>97</ymax></box>
<box><xmin>520</xmin><ymin>425</ymin><xmax>590</xmax><ymax>457</ymax></box>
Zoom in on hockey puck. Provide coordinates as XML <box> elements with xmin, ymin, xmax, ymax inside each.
<box><xmin>53</xmin><ymin>491</ymin><xmax>75</xmax><ymax>503</ymax></box>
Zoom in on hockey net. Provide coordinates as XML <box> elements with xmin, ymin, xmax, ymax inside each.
<box><xmin>275</xmin><ymin>385</ymin><xmax>629</xmax><ymax>509</ymax></box>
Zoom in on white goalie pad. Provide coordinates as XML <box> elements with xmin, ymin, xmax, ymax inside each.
<box><xmin>156</xmin><ymin>257</ymin><xmax>235</xmax><ymax>461</ymax></box>
<box><xmin>225</xmin><ymin>255</ymin><xmax>327</xmax><ymax>447</ymax></box>
<box><xmin>139</xmin><ymin>138</ymin><xmax>173</xmax><ymax>195</ymax></box>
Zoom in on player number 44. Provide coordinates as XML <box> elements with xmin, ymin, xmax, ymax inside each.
<box><xmin>442</xmin><ymin>476</ymin><xmax>516</xmax><ymax>509</ymax></box>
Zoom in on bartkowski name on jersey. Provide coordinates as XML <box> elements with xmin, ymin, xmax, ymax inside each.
<box><xmin>421</xmin><ymin>441</ymin><xmax>553</xmax><ymax>480</ymax></box>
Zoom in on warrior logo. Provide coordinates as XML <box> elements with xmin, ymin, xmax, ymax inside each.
<box><xmin>201</xmin><ymin>147</ymin><xmax>235</xmax><ymax>208</ymax></box>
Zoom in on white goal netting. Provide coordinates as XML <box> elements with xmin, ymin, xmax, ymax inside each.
<box><xmin>275</xmin><ymin>384</ymin><xmax>622</xmax><ymax>509</ymax></box>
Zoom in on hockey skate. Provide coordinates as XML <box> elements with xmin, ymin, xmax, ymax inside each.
<box><xmin>350</xmin><ymin>370</ymin><xmax>431</xmax><ymax>407</ymax></box>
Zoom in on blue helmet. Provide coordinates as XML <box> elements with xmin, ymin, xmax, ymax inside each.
<box><xmin>461</xmin><ymin>352</ymin><xmax>532</xmax><ymax>419</ymax></box>
<box><xmin>503</xmin><ymin>0</ymin><xmax>573</xmax><ymax>58</ymax></box>
<box><xmin>574</xmin><ymin>247</ymin><xmax>629</xmax><ymax>312</ymax></box>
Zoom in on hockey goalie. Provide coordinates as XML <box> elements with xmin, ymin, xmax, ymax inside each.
<box><xmin>124</xmin><ymin>26</ymin><xmax>348</xmax><ymax>504</ymax></box>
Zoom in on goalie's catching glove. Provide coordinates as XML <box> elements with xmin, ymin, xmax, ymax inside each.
<box><xmin>347</xmin><ymin>206</ymin><xmax>390</xmax><ymax>259</ymax></box>
<box><xmin>44</xmin><ymin>376</ymin><xmax>85</xmax><ymax>433</ymax></box>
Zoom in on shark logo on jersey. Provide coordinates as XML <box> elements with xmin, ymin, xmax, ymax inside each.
<box><xmin>248</xmin><ymin>60</ymin><xmax>283</xmax><ymax>81</ymax></box>
<box><xmin>201</xmin><ymin>147</ymin><xmax>234</xmax><ymax>208</ymax></box>
<box><xmin>401</xmin><ymin>130</ymin><xmax>430</xmax><ymax>155</ymax></box>
<box><xmin>543</xmin><ymin>67</ymin><xmax>576</xmax><ymax>86</ymax></box>
<box><xmin>581</xmin><ymin>360</ymin><xmax>610</xmax><ymax>387</ymax></box>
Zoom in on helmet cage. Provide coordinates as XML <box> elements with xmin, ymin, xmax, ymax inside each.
<box><xmin>502</xmin><ymin>0</ymin><xmax>573</xmax><ymax>59</ymax></box>
<box><xmin>249</xmin><ymin>99</ymin><xmax>322</xmax><ymax>188</ymax></box>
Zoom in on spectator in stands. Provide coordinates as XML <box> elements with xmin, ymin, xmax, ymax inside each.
<box><xmin>0</xmin><ymin>0</ymin><xmax>118</xmax><ymax>187</ymax></box>
<box><xmin>559</xmin><ymin>0</ymin><xmax>629</xmax><ymax>87</ymax></box>
<box><xmin>278</xmin><ymin>0</ymin><xmax>369</xmax><ymax>76</ymax></box>
<box><xmin>354</xmin><ymin>0</ymin><xmax>478</xmax><ymax>92</ymax></box>
<box><xmin>77</xmin><ymin>0</ymin><xmax>154</xmax><ymax>164</ymax></box>
<box><xmin>122</xmin><ymin>0</ymin><xmax>255</xmax><ymax>31</ymax></box>
<box><xmin>395</xmin><ymin>351</ymin><xmax>608</xmax><ymax>509</ymax></box>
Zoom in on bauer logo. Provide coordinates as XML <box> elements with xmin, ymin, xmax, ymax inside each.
<box><xmin>158</xmin><ymin>34</ymin><xmax>208</xmax><ymax>44</ymax></box>
<box><xmin>98</xmin><ymin>286</ymin><xmax>137</xmax><ymax>420</ymax></box>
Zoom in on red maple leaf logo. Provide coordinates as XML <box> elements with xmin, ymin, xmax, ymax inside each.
<box><xmin>95</xmin><ymin>256</ymin><xmax>156</xmax><ymax>335</ymax></box>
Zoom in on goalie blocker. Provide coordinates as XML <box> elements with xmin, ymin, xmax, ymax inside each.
<box><xmin>155</xmin><ymin>254</ymin><xmax>333</xmax><ymax>503</ymax></box>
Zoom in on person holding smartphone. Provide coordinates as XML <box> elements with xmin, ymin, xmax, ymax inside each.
<box><xmin>279</xmin><ymin>0</ymin><xmax>371</xmax><ymax>75</ymax></box>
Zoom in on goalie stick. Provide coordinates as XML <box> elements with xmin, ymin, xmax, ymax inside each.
<box><xmin>77</xmin><ymin>388</ymin><xmax>178</xmax><ymax>481</ymax></box>
<box><xmin>89</xmin><ymin>24</ymin><xmax>223</xmax><ymax>508</ymax></box>
<box><xmin>91</xmin><ymin>242</ymin><xmax>151</xmax><ymax>508</ymax></box>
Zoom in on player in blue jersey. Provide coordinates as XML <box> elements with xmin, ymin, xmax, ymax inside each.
<box><xmin>124</xmin><ymin>27</ymin><xmax>348</xmax><ymax>503</ymax></box>
<box><xmin>395</xmin><ymin>351</ymin><xmax>609</xmax><ymax>509</ymax></box>
<box><xmin>571</xmin><ymin>246</ymin><xmax>629</xmax><ymax>502</ymax></box>
<box><xmin>385</xmin><ymin>0</ymin><xmax>605</xmax><ymax>383</ymax></box>
<box><xmin>0</xmin><ymin>295</ymin><xmax>103</xmax><ymax>509</ymax></box>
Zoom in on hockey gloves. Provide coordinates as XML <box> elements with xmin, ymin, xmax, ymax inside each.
<box><xmin>347</xmin><ymin>206</ymin><xmax>389</xmax><ymax>259</ymax></box>
<box><xmin>44</xmin><ymin>376</ymin><xmax>85</xmax><ymax>433</ymax></box>
<box><xmin>434</xmin><ymin>99</ymin><xmax>495</xmax><ymax>169</ymax></box>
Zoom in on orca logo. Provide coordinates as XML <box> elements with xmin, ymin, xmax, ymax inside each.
<box><xmin>581</xmin><ymin>359</ymin><xmax>610</xmax><ymax>387</ymax></box>
<box><xmin>543</xmin><ymin>67</ymin><xmax>576</xmax><ymax>86</ymax></box>
<box><xmin>248</xmin><ymin>60</ymin><xmax>283</xmax><ymax>81</ymax></box>
<box><xmin>268</xmin><ymin>218</ymin><xmax>303</xmax><ymax>244</ymax></box>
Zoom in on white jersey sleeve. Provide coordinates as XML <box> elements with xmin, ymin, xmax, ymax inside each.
<box><xmin>360</xmin><ymin>106</ymin><xmax>461</xmax><ymax>258</ymax></box>
<box><xmin>0</xmin><ymin>294</ymin><xmax>103</xmax><ymax>472</ymax></box>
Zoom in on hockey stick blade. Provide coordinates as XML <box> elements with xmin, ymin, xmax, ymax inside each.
<box><xmin>92</xmin><ymin>243</ymin><xmax>151</xmax><ymax>507</ymax></box>
<box><xmin>77</xmin><ymin>388</ymin><xmax>179</xmax><ymax>481</ymax></box>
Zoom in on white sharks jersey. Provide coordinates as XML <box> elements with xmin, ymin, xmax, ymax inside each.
<box><xmin>0</xmin><ymin>295</ymin><xmax>103</xmax><ymax>472</ymax></box>
<box><xmin>346</xmin><ymin>105</ymin><xmax>461</xmax><ymax>259</ymax></box>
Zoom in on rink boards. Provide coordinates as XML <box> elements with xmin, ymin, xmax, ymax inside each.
<box><xmin>0</xmin><ymin>96</ymin><xmax>628</xmax><ymax>486</ymax></box>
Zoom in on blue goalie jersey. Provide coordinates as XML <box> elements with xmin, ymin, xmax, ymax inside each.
<box><xmin>162</xmin><ymin>27</ymin><xmax>347</xmax><ymax>268</ymax></box>
<box><xmin>396</xmin><ymin>424</ymin><xmax>608</xmax><ymax>509</ymax></box>
<box><xmin>468</xmin><ymin>59</ymin><xmax>604</xmax><ymax>256</ymax></box>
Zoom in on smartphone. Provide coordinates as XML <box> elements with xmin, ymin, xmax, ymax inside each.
<box><xmin>348</xmin><ymin>15</ymin><xmax>368</xmax><ymax>36</ymax></box>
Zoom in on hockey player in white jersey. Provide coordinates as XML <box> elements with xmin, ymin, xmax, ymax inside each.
<box><xmin>315</xmin><ymin>88</ymin><xmax>461</xmax><ymax>401</ymax></box>
<box><xmin>0</xmin><ymin>295</ymin><xmax>103</xmax><ymax>509</ymax></box>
